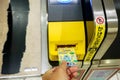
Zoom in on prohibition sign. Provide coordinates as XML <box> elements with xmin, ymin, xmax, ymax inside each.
<box><xmin>96</xmin><ymin>17</ymin><xmax>104</xmax><ymax>24</ymax></box>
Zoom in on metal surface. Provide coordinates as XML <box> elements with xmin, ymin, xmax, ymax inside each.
<box><xmin>83</xmin><ymin>0</ymin><xmax>120</xmax><ymax>79</ymax></box>
<box><xmin>89</xmin><ymin>0</ymin><xmax>105</xmax><ymax>59</ymax></box>
<box><xmin>84</xmin><ymin>0</ymin><xmax>105</xmax><ymax>62</ymax></box>
<box><xmin>41</xmin><ymin>0</ymin><xmax>52</xmax><ymax>74</ymax></box>
<box><xmin>82</xmin><ymin>0</ymin><xmax>106</xmax><ymax>79</ymax></box>
<box><xmin>94</xmin><ymin>0</ymin><xmax>118</xmax><ymax>60</ymax></box>
<box><xmin>99</xmin><ymin>59</ymin><xmax>120</xmax><ymax>80</ymax></box>
<box><xmin>91</xmin><ymin>0</ymin><xmax>105</xmax><ymax>18</ymax></box>
<box><xmin>82</xmin><ymin>61</ymin><xmax>99</xmax><ymax>80</ymax></box>
<box><xmin>81</xmin><ymin>62</ymin><xmax>91</xmax><ymax>80</ymax></box>
<box><xmin>83</xmin><ymin>60</ymin><xmax>120</xmax><ymax>80</ymax></box>
<box><xmin>101</xmin><ymin>0</ymin><xmax>120</xmax><ymax>59</ymax></box>
<box><xmin>109</xmin><ymin>71</ymin><xmax>120</xmax><ymax>80</ymax></box>
<box><xmin>84</xmin><ymin>0</ymin><xmax>106</xmax><ymax>62</ymax></box>
<box><xmin>100</xmin><ymin>59</ymin><xmax>120</xmax><ymax>66</ymax></box>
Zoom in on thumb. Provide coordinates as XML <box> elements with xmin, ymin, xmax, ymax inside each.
<box><xmin>60</xmin><ymin>61</ymin><xmax>67</xmax><ymax>71</ymax></box>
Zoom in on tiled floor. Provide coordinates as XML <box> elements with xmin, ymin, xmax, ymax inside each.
<box><xmin>1</xmin><ymin>74</ymin><xmax>120</xmax><ymax>80</ymax></box>
<box><xmin>1</xmin><ymin>77</ymin><xmax>41</xmax><ymax>80</ymax></box>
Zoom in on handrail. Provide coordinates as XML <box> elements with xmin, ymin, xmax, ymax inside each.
<box><xmin>84</xmin><ymin>0</ymin><xmax>106</xmax><ymax>62</ymax></box>
<box><xmin>94</xmin><ymin>0</ymin><xmax>118</xmax><ymax>60</ymax></box>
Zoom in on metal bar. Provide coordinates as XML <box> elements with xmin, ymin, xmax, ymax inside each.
<box><xmin>82</xmin><ymin>0</ymin><xmax>105</xmax><ymax>79</ymax></box>
<box><xmin>83</xmin><ymin>60</ymin><xmax>120</xmax><ymax>80</ymax></box>
<box><xmin>100</xmin><ymin>59</ymin><xmax>120</xmax><ymax>66</ymax></box>
<box><xmin>84</xmin><ymin>0</ymin><xmax>106</xmax><ymax>62</ymax></box>
<box><xmin>101</xmin><ymin>0</ymin><xmax>120</xmax><ymax>59</ymax></box>
<box><xmin>41</xmin><ymin>0</ymin><xmax>52</xmax><ymax>74</ymax></box>
<box><xmin>94</xmin><ymin>0</ymin><xmax>118</xmax><ymax>60</ymax></box>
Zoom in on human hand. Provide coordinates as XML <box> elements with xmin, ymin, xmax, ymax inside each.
<box><xmin>42</xmin><ymin>61</ymin><xmax>78</xmax><ymax>80</ymax></box>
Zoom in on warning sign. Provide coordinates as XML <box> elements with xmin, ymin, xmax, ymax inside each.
<box><xmin>96</xmin><ymin>17</ymin><xmax>105</xmax><ymax>24</ymax></box>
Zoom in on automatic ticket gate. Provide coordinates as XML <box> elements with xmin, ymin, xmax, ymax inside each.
<box><xmin>82</xmin><ymin>0</ymin><xmax>120</xmax><ymax>80</ymax></box>
<box><xmin>41</xmin><ymin>0</ymin><xmax>92</xmax><ymax>73</ymax></box>
<box><xmin>0</xmin><ymin>0</ymin><xmax>120</xmax><ymax>79</ymax></box>
<box><xmin>41</xmin><ymin>0</ymin><xmax>120</xmax><ymax>80</ymax></box>
<box><xmin>41</xmin><ymin>0</ymin><xmax>87</xmax><ymax>73</ymax></box>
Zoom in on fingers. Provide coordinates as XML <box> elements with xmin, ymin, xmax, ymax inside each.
<box><xmin>69</xmin><ymin>66</ymin><xmax>78</xmax><ymax>73</ymax></box>
<box><xmin>42</xmin><ymin>67</ymin><xmax>57</xmax><ymax>80</ymax></box>
<box><xmin>59</xmin><ymin>61</ymin><xmax>67</xmax><ymax>71</ymax></box>
<box><xmin>43</xmin><ymin>61</ymin><xmax>79</xmax><ymax>80</ymax></box>
<box><xmin>46</xmin><ymin>67</ymin><xmax>57</xmax><ymax>74</ymax></box>
<box><xmin>69</xmin><ymin>66</ymin><xmax>78</xmax><ymax>77</ymax></box>
<box><xmin>67</xmin><ymin>66</ymin><xmax>78</xmax><ymax>74</ymax></box>
<box><xmin>60</xmin><ymin>61</ymin><xmax>79</xmax><ymax>77</ymax></box>
<box><xmin>43</xmin><ymin>65</ymin><xmax>70</xmax><ymax>80</ymax></box>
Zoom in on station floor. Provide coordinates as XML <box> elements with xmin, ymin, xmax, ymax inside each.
<box><xmin>1</xmin><ymin>73</ymin><xmax>120</xmax><ymax>80</ymax></box>
<box><xmin>2</xmin><ymin>77</ymin><xmax>41</xmax><ymax>80</ymax></box>
<box><xmin>109</xmin><ymin>73</ymin><xmax>120</xmax><ymax>80</ymax></box>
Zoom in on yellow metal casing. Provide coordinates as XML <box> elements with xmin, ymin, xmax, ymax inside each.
<box><xmin>86</xmin><ymin>21</ymin><xmax>94</xmax><ymax>44</ymax></box>
<box><xmin>48</xmin><ymin>21</ymin><xmax>86</xmax><ymax>61</ymax></box>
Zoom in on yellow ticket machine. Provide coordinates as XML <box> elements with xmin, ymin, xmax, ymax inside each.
<box><xmin>47</xmin><ymin>0</ymin><xmax>86</xmax><ymax>62</ymax></box>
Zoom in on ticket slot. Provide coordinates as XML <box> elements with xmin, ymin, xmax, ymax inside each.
<box><xmin>57</xmin><ymin>45</ymin><xmax>76</xmax><ymax>48</ymax></box>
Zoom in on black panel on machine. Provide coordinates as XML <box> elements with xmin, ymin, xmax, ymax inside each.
<box><xmin>48</xmin><ymin>0</ymin><xmax>83</xmax><ymax>21</ymax></box>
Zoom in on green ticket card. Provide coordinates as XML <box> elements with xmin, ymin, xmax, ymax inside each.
<box><xmin>58</xmin><ymin>48</ymin><xmax>78</xmax><ymax>66</ymax></box>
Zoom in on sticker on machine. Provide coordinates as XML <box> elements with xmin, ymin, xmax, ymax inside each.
<box><xmin>96</xmin><ymin>16</ymin><xmax>105</xmax><ymax>24</ymax></box>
